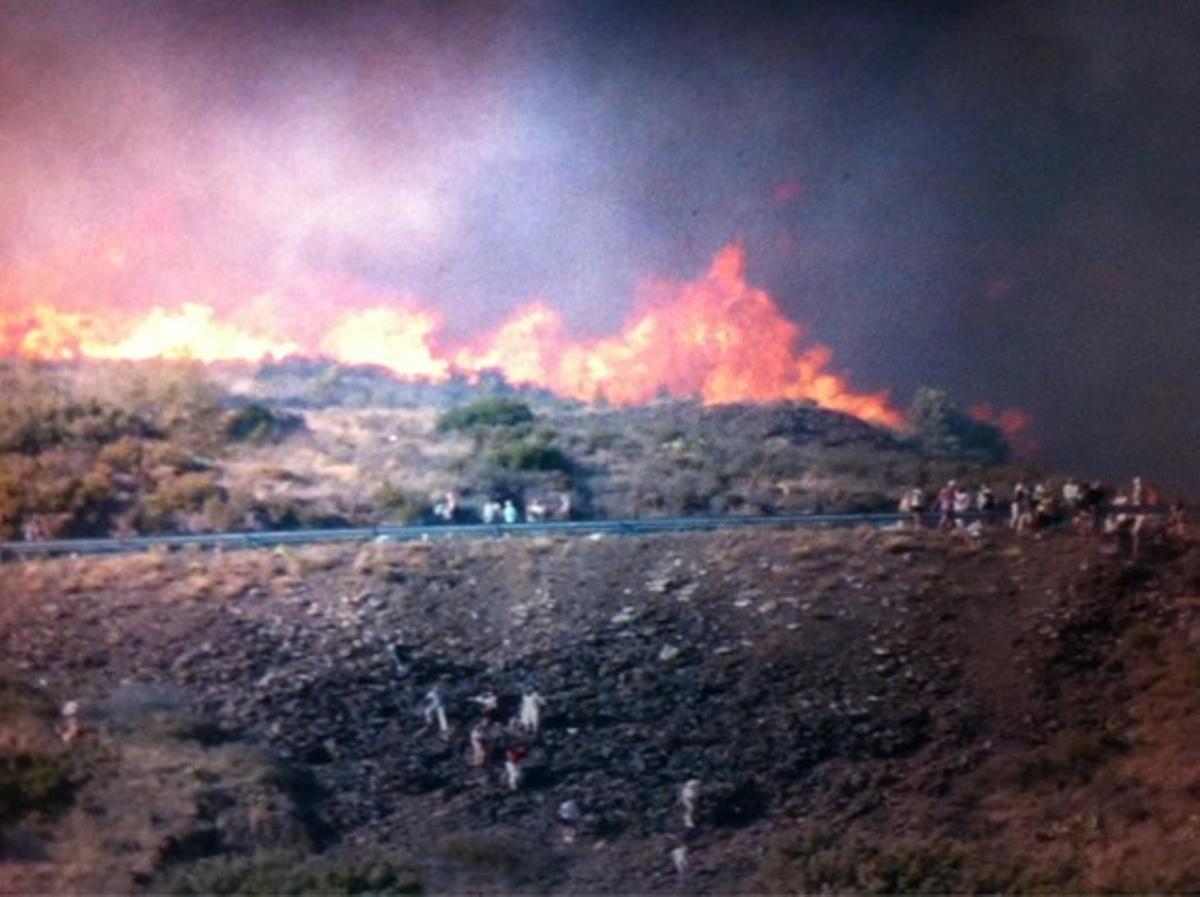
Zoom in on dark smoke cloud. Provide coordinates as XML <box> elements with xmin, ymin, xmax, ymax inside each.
<box><xmin>1</xmin><ymin>0</ymin><xmax>1197</xmax><ymax>493</ymax></box>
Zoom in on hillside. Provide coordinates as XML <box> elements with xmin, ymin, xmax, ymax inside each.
<box><xmin>1</xmin><ymin>521</ymin><xmax>1198</xmax><ymax>893</ymax></box>
<box><xmin>0</xmin><ymin>359</ymin><xmax>1033</xmax><ymax>540</ymax></box>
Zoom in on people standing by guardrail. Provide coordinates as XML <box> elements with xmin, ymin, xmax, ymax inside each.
<box><xmin>502</xmin><ymin>500</ymin><xmax>519</xmax><ymax>524</ymax></box>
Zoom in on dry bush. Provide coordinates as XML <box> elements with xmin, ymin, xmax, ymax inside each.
<box><xmin>752</xmin><ymin>828</ymin><xmax>1027</xmax><ymax>895</ymax></box>
<box><xmin>435</xmin><ymin>828</ymin><xmax>559</xmax><ymax>887</ymax></box>
<box><xmin>1121</xmin><ymin>622</ymin><xmax>1162</xmax><ymax>655</ymax></box>
<box><xmin>223</xmin><ymin>404</ymin><xmax>305</xmax><ymax>445</ymax></box>
<box><xmin>162</xmin><ymin>849</ymin><xmax>422</xmax><ymax>896</ymax></box>
<box><xmin>293</xmin><ymin>545</ymin><xmax>346</xmax><ymax>574</ymax></box>
<box><xmin>1014</xmin><ymin>729</ymin><xmax>1127</xmax><ymax>787</ymax></box>
<box><xmin>373</xmin><ymin>482</ymin><xmax>430</xmax><ymax>523</ymax></box>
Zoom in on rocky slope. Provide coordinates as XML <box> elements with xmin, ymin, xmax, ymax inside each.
<box><xmin>1</xmin><ymin>523</ymin><xmax>1198</xmax><ymax>893</ymax></box>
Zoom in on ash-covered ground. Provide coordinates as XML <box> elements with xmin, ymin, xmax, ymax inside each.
<box><xmin>2</xmin><ymin>525</ymin><xmax>1199</xmax><ymax>894</ymax></box>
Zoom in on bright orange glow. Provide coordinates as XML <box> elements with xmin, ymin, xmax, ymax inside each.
<box><xmin>456</xmin><ymin>244</ymin><xmax>901</xmax><ymax>426</ymax></box>
<box><xmin>4</xmin><ymin>307</ymin><xmax>97</xmax><ymax>360</ymax></box>
<box><xmin>321</xmin><ymin>306</ymin><xmax>449</xmax><ymax>380</ymax></box>
<box><xmin>454</xmin><ymin>302</ymin><xmax>566</xmax><ymax>387</ymax></box>
<box><xmin>1</xmin><ymin>243</ymin><xmax>902</xmax><ymax>427</ymax></box>
<box><xmin>0</xmin><ymin>304</ymin><xmax>296</xmax><ymax>364</ymax></box>
<box><xmin>86</xmin><ymin>303</ymin><xmax>299</xmax><ymax>363</ymax></box>
<box><xmin>969</xmin><ymin>403</ymin><xmax>1038</xmax><ymax>456</ymax></box>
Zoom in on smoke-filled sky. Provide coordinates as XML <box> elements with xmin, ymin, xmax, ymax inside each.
<box><xmin>1</xmin><ymin>0</ymin><xmax>1198</xmax><ymax>494</ymax></box>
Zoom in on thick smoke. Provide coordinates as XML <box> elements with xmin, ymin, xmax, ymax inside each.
<box><xmin>0</xmin><ymin>0</ymin><xmax>1197</xmax><ymax>493</ymax></box>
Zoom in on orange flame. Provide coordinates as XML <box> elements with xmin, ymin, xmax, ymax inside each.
<box><xmin>456</xmin><ymin>244</ymin><xmax>900</xmax><ymax>425</ymax></box>
<box><xmin>321</xmin><ymin>306</ymin><xmax>449</xmax><ymax>380</ymax></box>
<box><xmin>1</xmin><ymin>243</ymin><xmax>901</xmax><ymax>427</ymax></box>
<box><xmin>0</xmin><ymin>304</ymin><xmax>296</xmax><ymax>364</ymax></box>
<box><xmin>86</xmin><ymin>303</ymin><xmax>299</xmax><ymax>363</ymax></box>
<box><xmin>968</xmin><ymin>403</ymin><xmax>1037</xmax><ymax>456</ymax></box>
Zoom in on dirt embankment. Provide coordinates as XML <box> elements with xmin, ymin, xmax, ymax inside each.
<box><xmin>1</xmin><ymin>525</ymin><xmax>1198</xmax><ymax>894</ymax></box>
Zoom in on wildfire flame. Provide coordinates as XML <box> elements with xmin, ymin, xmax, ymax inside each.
<box><xmin>1</xmin><ymin>243</ymin><xmax>901</xmax><ymax>427</ymax></box>
<box><xmin>968</xmin><ymin>403</ymin><xmax>1038</xmax><ymax>456</ymax></box>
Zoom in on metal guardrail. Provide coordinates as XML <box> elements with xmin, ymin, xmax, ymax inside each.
<box><xmin>0</xmin><ymin>507</ymin><xmax>1172</xmax><ymax>560</ymax></box>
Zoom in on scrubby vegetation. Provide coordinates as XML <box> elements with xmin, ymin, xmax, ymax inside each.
<box><xmin>224</xmin><ymin>403</ymin><xmax>305</xmax><ymax>444</ymax></box>
<box><xmin>0</xmin><ymin>359</ymin><xmax>1036</xmax><ymax>536</ymax></box>
<box><xmin>435</xmin><ymin>829</ymin><xmax>560</xmax><ymax>888</ymax></box>
<box><xmin>372</xmin><ymin>481</ymin><xmax>431</xmax><ymax>523</ymax></box>
<box><xmin>436</xmin><ymin>396</ymin><xmax>535</xmax><ymax>432</ymax></box>
<box><xmin>909</xmin><ymin>386</ymin><xmax>1011</xmax><ymax>463</ymax></box>
<box><xmin>0</xmin><ymin>678</ymin><xmax>78</xmax><ymax>826</ymax></box>
<box><xmin>0</xmin><ymin>393</ymin><xmax>156</xmax><ymax>455</ymax></box>
<box><xmin>753</xmin><ymin>830</ymin><xmax>1027</xmax><ymax>895</ymax></box>
<box><xmin>164</xmin><ymin>850</ymin><xmax>422</xmax><ymax>896</ymax></box>
<box><xmin>0</xmin><ymin>361</ymin><xmax>309</xmax><ymax>538</ymax></box>
<box><xmin>487</xmin><ymin>436</ymin><xmax>573</xmax><ymax>474</ymax></box>
<box><xmin>1013</xmin><ymin>729</ymin><xmax>1128</xmax><ymax>787</ymax></box>
<box><xmin>0</xmin><ymin>752</ymin><xmax>76</xmax><ymax>824</ymax></box>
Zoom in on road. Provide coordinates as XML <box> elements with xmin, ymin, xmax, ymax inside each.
<box><xmin>1</xmin><ymin>507</ymin><xmax>1167</xmax><ymax>560</ymax></box>
<box><xmin>1</xmin><ymin>511</ymin><xmax>917</xmax><ymax>558</ymax></box>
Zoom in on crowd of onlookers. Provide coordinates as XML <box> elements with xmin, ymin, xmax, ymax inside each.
<box><xmin>899</xmin><ymin>475</ymin><xmax>1189</xmax><ymax>551</ymax></box>
<box><xmin>432</xmin><ymin>490</ymin><xmax>572</xmax><ymax>525</ymax></box>
<box><xmin>16</xmin><ymin>476</ymin><xmax>1187</xmax><ymax>544</ymax></box>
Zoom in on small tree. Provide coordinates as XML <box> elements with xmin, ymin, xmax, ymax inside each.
<box><xmin>436</xmin><ymin>398</ymin><xmax>535</xmax><ymax>433</ymax></box>
<box><xmin>908</xmin><ymin>388</ymin><xmax>1010</xmax><ymax>463</ymax></box>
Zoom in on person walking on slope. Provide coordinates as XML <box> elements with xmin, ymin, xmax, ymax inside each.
<box><xmin>671</xmin><ymin>844</ymin><xmax>688</xmax><ymax>876</ymax></box>
<box><xmin>558</xmin><ymin>799</ymin><xmax>581</xmax><ymax>844</ymax></box>
<box><xmin>505</xmin><ymin>745</ymin><xmax>526</xmax><ymax>791</ymax></box>
<box><xmin>680</xmin><ymin>779</ymin><xmax>701</xmax><ymax>829</ymax></box>
<box><xmin>469</xmin><ymin>721</ymin><xmax>489</xmax><ymax>767</ymax></box>
<box><xmin>422</xmin><ymin>687</ymin><xmax>449</xmax><ymax>735</ymax></box>
<box><xmin>519</xmin><ymin>689</ymin><xmax>545</xmax><ymax>735</ymax></box>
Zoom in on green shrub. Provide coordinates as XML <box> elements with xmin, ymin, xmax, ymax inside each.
<box><xmin>488</xmin><ymin>440</ymin><xmax>572</xmax><ymax>473</ymax></box>
<box><xmin>224</xmin><ymin>404</ymin><xmax>304</xmax><ymax>444</ymax></box>
<box><xmin>436</xmin><ymin>398</ymin><xmax>534</xmax><ymax>433</ymax></box>
<box><xmin>909</xmin><ymin>387</ymin><xmax>1010</xmax><ymax>463</ymax></box>
<box><xmin>0</xmin><ymin>752</ymin><xmax>75</xmax><ymax>824</ymax></box>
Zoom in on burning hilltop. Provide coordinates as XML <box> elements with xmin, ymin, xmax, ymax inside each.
<box><xmin>1</xmin><ymin>244</ymin><xmax>900</xmax><ymax>428</ymax></box>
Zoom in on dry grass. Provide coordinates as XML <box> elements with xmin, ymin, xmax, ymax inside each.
<box><xmin>221</xmin><ymin>408</ymin><xmax>467</xmax><ymax>522</ymax></box>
